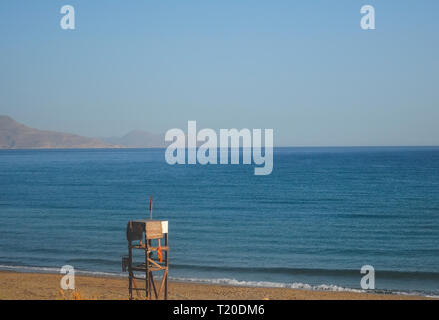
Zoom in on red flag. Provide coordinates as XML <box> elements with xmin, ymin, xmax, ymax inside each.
<box><xmin>157</xmin><ymin>239</ymin><xmax>163</xmax><ymax>263</ymax></box>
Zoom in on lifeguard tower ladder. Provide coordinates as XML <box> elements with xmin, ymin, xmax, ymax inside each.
<box><xmin>122</xmin><ymin>220</ymin><xmax>169</xmax><ymax>300</ymax></box>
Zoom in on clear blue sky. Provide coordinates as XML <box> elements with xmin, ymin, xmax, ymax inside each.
<box><xmin>0</xmin><ymin>0</ymin><xmax>438</xmax><ymax>146</ymax></box>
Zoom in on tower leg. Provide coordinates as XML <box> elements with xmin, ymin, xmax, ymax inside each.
<box><xmin>145</xmin><ymin>238</ymin><xmax>149</xmax><ymax>299</ymax></box>
<box><xmin>128</xmin><ymin>242</ymin><xmax>133</xmax><ymax>300</ymax></box>
<box><xmin>165</xmin><ymin>233</ymin><xmax>168</xmax><ymax>300</ymax></box>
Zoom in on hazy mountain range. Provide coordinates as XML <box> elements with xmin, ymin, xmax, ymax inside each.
<box><xmin>0</xmin><ymin>115</ymin><xmax>165</xmax><ymax>149</ymax></box>
<box><xmin>101</xmin><ymin>130</ymin><xmax>165</xmax><ymax>148</ymax></box>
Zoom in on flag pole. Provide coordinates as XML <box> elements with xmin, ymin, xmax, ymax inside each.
<box><xmin>149</xmin><ymin>195</ymin><xmax>153</xmax><ymax>220</ymax></box>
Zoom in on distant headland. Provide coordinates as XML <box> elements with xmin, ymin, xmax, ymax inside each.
<box><xmin>0</xmin><ymin>115</ymin><xmax>165</xmax><ymax>149</ymax></box>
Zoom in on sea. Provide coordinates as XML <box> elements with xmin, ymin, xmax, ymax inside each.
<box><xmin>0</xmin><ymin>147</ymin><xmax>438</xmax><ymax>297</ymax></box>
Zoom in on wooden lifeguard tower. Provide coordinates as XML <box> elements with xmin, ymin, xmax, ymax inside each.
<box><xmin>122</xmin><ymin>219</ymin><xmax>169</xmax><ymax>300</ymax></box>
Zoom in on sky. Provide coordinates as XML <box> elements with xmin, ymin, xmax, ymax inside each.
<box><xmin>0</xmin><ymin>0</ymin><xmax>438</xmax><ymax>146</ymax></box>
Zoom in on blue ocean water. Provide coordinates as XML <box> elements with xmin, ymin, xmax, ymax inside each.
<box><xmin>0</xmin><ymin>147</ymin><xmax>438</xmax><ymax>296</ymax></box>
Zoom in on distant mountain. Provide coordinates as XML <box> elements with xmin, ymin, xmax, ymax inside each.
<box><xmin>0</xmin><ymin>115</ymin><xmax>168</xmax><ymax>149</ymax></box>
<box><xmin>102</xmin><ymin>130</ymin><xmax>166</xmax><ymax>148</ymax></box>
<box><xmin>0</xmin><ymin>115</ymin><xmax>115</xmax><ymax>149</ymax></box>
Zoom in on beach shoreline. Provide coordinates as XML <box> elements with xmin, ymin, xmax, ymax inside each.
<box><xmin>0</xmin><ymin>271</ymin><xmax>434</xmax><ymax>300</ymax></box>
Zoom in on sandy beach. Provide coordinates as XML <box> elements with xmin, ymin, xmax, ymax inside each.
<box><xmin>0</xmin><ymin>271</ymin><xmax>433</xmax><ymax>300</ymax></box>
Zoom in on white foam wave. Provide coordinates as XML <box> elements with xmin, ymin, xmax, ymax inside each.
<box><xmin>0</xmin><ymin>264</ymin><xmax>125</xmax><ymax>278</ymax></box>
<box><xmin>170</xmin><ymin>276</ymin><xmax>366</xmax><ymax>293</ymax></box>
<box><xmin>0</xmin><ymin>264</ymin><xmax>61</xmax><ymax>273</ymax></box>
